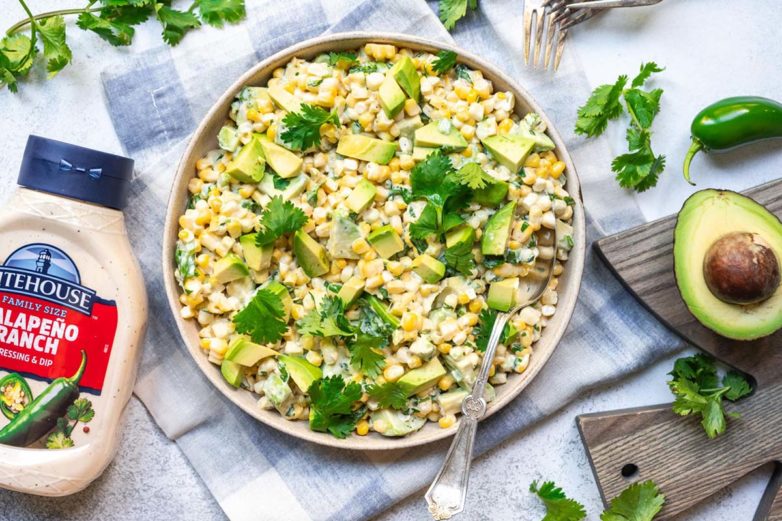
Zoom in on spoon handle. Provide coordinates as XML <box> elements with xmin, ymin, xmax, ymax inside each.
<box><xmin>424</xmin><ymin>312</ymin><xmax>510</xmax><ymax>519</ymax></box>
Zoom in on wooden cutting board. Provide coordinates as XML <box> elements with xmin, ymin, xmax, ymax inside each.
<box><xmin>579</xmin><ymin>178</ymin><xmax>782</xmax><ymax>521</ymax></box>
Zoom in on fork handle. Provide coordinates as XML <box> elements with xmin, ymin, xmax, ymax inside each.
<box><xmin>568</xmin><ymin>0</ymin><xmax>661</xmax><ymax>8</ymax></box>
<box><xmin>424</xmin><ymin>313</ymin><xmax>510</xmax><ymax>519</ymax></box>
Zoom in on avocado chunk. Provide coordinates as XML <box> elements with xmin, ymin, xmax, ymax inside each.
<box><xmin>240</xmin><ymin>234</ymin><xmax>273</xmax><ymax>272</ymax></box>
<box><xmin>218</xmin><ymin>125</ymin><xmax>240</xmax><ymax>152</ymax></box>
<box><xmin>481</xmin><ymin>135</ymin><xmax>535</xmax><ymax>172</ymax></box>
<box><xmin>268</xmin><ymin>83</ymin><xmax>302</xmax><ymax>113</ymax></box>
<box><xmin>368</xmin><ymin>224</ymin><xmax>404</xmax><ymax>259</ymax></box>
<box><xmin>390</xmin><ymin>55</ymin><xmax>420</xmax><ymax>101</ymax></box>
<box><xmin>278</xmin><ymin>355</ymin><xmax>322</xmax><ymax>392</ymax></box>
<box><xmin>213</xmin><ymin>254</ymin><xmax>250</xmax><ymax>284</ymax></box>
<box><xmin>293</xmin><ymin>230</ymin><xmax>330</xmax><ymax>278</ymax></box>
<box><xmin>220</xmin><ymin>359</ymin><xmax>244</xmax><ymax>388</ymax></box>
<box><xmin>328</xmin><ymin>214</ymin><xmax>362</xmax><ymax>259</ymax></box>
<box><xmin>338</xmin><ymin>277</ymin><xmax>365</xmax><ymax>307</ymax></box>
<box><xmin>345</xmin><ymin>179</ymin><xmax>377</xmax><ymax>214</ymax></box>
<box><xmin>412</xmin><ymin>254</ymin><xmax>445</xmax><ymax>283</ymax></box>
<box><xmin>337</xmin><ymin>134</ymin><xmax>397</xmax><ymax>165</ymax></box>
<box><xmin>397</xmin><ymin>357</ymin><xmax>447</xmax><ymax>396</ymax></box>
<box><xmin>414</xmin><ymin>122</ymin><xmax>468</xmax><ymax>151</ymax></box>
<box><xmin>225</xmin><ymin>136</ymin><xmax>265</xmax><ymax>183</ymax></box>
<box><xmin>481</xmin><ymin>201</ymin><xmax>516</xmax><ymax>256</ymax></box>
<box><xmin>371</xmin><ymin>409</ymin><xmax>426</xmax><ymax>437</ymax></box>
<box><xmin>515</xmin><ymin>113</ymin><xmax>555</xmax><ymax>152</ymax></box>
<box><xmin>263</xmin><ymin>373</ymin><xmax>293</xmax><ymax>413</ymax></box>
<box><xmin>674</xmin><ymin>189</ymin><xmax>782</xmax><ymax>340</ymax></box>
<box><xmin>258</xmin><ymin>173</ymin><xmax>309</xmax><ymax>201</ymax></box>
<box><xmin>263</xmin><ymin>280</ymin><xmax>292</xmax><ymax>320</ymax></box>
<box><xmin>379</xmin><ymin>73</ymin><xmax>406</xmax><ymax>118</ymax></box>
<box><xmin>367</xmin><ymin>295</ymin><xmax>400</xmax><ymax>329</ymax></box>
<box><xmin>226</xmin><ymin>336</ymin><xmax>278</xmax><ymax>366</ymax></box>
<box><xmin>412</xmin><ymin>146</ymin><xmax>436</xmax><ymax>162</ymax></box>
<box><xmin>487</xmin><ymin>277</ymin><xmax>519</xmax><ymax>312</ymax></box>
<box><xmin>445</xmin><ymin>225</ymin><xmax>476</xmax><ymax>250</ymax></box>
<box><xmin>397</xmin><ymin>115</ymin><xmax>423</xmax><ymax>140</ymax></box>
<box><xmin>259</xmin><ymin>135</ymin><xmax>303</xmax><ymax>179</ymax></box>
<box><xmin>473</xmin><ymin>179</ymin><xmax>509</xmax><ymax>207</ymax></box>
<box><xmin>437</xmin><ymin>389</ymin><xmax>468</xmax><ymax>416</ymax></box>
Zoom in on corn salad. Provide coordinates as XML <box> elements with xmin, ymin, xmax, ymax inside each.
<box><xmin>174</xmin><ymin>44</ymin><xmax>575</xmax><ymax>438</ymax></box>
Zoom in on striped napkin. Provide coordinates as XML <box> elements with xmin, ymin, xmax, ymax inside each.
<box><xmin>101</xmin><ymin>0</ymin><xmax>682</xmax><ymax>519</ymax></box>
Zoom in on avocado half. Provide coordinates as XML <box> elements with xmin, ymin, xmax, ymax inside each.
<box><xmin>674</xmin><ymin>189</ymin><xmax>782</xmax><ymax>340</ymax></box>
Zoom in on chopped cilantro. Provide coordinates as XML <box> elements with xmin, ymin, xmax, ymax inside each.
<box><xmin>232</xmin><ymin>287</ymin><xmax>288</xmax><ymax>344</ymax></box>
<box><xmin>432</xmin><ymin>50</ymin><xmax>458</xmax><ymax>74</ymax></box>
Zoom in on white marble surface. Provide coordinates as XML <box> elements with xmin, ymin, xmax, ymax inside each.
<box><xmin>0</xmin><ymin>1</ymin><xmax>780</xmax><ymax>520</ymax></box>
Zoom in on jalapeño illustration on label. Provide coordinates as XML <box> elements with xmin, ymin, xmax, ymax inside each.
<box><xmin>0</xmin><ymin>243</ymin><xmax>118</xmax><ymax>448</ymax></box>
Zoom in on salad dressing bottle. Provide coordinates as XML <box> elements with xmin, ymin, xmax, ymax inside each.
<box><xmin>0</xmin><ymin>136</ymin><xmax>147</xmax><ymax>495</ymax></box>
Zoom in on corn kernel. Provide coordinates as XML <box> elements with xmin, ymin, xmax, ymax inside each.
<box><xmin>383</xmin><ymin>364</ymin><xmax>404</xmax><ymax>382</ymax></box>
<box><xmin>352</xmin><ymin>238</ymin><xmax>370</xmax><ymax>255</ymax></box>
<box><xmin>439</xmin><ymin>414</ymin><xmax>456</xmax><ymax>429</ymax></box>
<box><xmin>359</xmin><ymin>112</ymin><xmax>373</xmax><ymax>130</ymax></box>
<box><xmin>437</xmin><ymin>343</ymin><xmax>451</xmax><ymax>354</ymax></box>
<box><xmin>267</xmin><ymin>124</ymin><xmax>277</xmax><ymax>141</ymax></box>
<box><xmin>196</xmin><ymin>158</ymin><xmax>211</xmax><ymax>170</ymax></box>
<box><xmin>356</xmin><ymin>420</ymin><xmax>370</xmax><ymax>436</ymax></box>
<box><xmin>438</xmin><ymin>375</ymin><xmax>455</xmax><ymax>391</ymax></box>
<box><xmin>460</xmin><ymin>125</ymin><xmax>475</xmax><ymax>140</ymax></box>
<box><xmin>551</xmin><ymin>160</ymin><xmax>566</xmax><ymax>178</ymax></box>
<box><xmin>401</xmin><ymin>312</ymin><xmax>421</xmax><ymax>332</ymax></box>
<box><xmin>489</xmin><ymin>364</ymin><xmax>496</xmax><ymax>377</ymax></box>
<box><xmin>465</xmin><ymin>89</ymin><xmax>479</xmax><ymax>103</ymax></box>
<box><xmin>468</xmin><ymin>300</ymin><xmax>483</xmax><ymax>314</ymax></box>
<box><xmin>196</xmin><ymin>254</ymin><xmax>210</xmax><ymax>268</ymax></box>
<box><xmin>457</xmin><ymin>292</ymin><xmax>470</xmax><ymax>305</ymax></box>
<box><xmin>498</xmin><ymin>118</ymin><xmax>514</xmax><ymax>135</ymax></box>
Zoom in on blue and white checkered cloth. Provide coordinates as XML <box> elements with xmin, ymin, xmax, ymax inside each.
<box><xmin>102</xmin><ymin>1</ymin><xmax>682</xmax><ymax>519</ymax></box>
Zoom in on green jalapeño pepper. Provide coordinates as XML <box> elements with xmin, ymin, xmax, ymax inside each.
<box><xmin>0</xmin><ymin>351</ymin><xmax>86</xmax><ymax>447</ymax></box>
<box><xmin>684</xmin><ymin>96</ymin><xmax>782</xmax><ymax>184</ymax></box>
<box><xmin>0</xmin><ymin>374</ymin><xmax>33</xmax><ymax>421</ymax></box>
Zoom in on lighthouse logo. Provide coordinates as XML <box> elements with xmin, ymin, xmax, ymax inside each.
<box><xmin>0</xmin><ymin>243</ymin><xmax>95</xmax><ymax>314</ymax></box>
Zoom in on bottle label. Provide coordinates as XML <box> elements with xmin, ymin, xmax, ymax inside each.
<box><xmin>0</xmin><ymin>243</ymin><xmax>119</xmax><ymax>449</ymax></box>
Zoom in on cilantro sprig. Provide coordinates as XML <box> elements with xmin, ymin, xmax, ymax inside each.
<box><xmin>297</xmin><ymin>296</ymin><xmax>354</xmax><ymax>338</ymax></box>
<box><xmin>438</xmin><ymin>0</ymin><xmax>478</xmax><ymax>30</ymax></box>
<box><xmin>46</xmin><ymin>397</ymin><xmax>95</xmax><ymax>449</ymax></box>
<box><xmin>307</xmin><ymin>375</ymin><xmax>363</xmax><ymax>439</ymax></box>
<box><xmin>366</xmin><ymin>381</ymin><xmax>407</xmax><ymax>410</ymax></box>
<box><xmin>667</xmin><ymin>353</ymin><xmax>752</xmax><ymax>438</ymax></box>
<box><xmin>232</xmin><ymin>287</ymin><xmax>288</xmax><ymax>344</ymax></box>
<box><xmin>473</xmin><ymin>309</ymin><xmax>512</xmax><ymax>352</ymax></box>
<box><xmin>255</xmin><ymin>196</ymin><xmax>308</xmax><ymax>247</ymax></box>
<box><xmin>575</xmin><ymin>62</ymin><xmax>666</xmax><ymax>192</ymax></box>
<box><xmin>280</xmin><ymin>103</ymin><xmax>340</xmax><ymax>150</ymax></box>
<box><xmin>432</xmin><ymin>50</ymin><xmax>458</xmax><ymax>74</ymax></box>
<box><xmin>2</xmin><ymin>0</ymin><xmax>246</xmax><ymax>93</ymax></box>
<box><xmin>529</xmin><ymin>480</ymin><xmax>586</xmax><ymax>521</ymax></box>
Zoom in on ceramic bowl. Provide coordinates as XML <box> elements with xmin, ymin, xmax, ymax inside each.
<box><xmin>162</xmin><ymin>32</ymin><xmax>586</xmax><ymax>450</ymax></box>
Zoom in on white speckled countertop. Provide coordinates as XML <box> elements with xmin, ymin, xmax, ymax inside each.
<box><xmin>0</xmin><ymin>1</ymin><xmax>780</xmax><ymax>519</ymax></box>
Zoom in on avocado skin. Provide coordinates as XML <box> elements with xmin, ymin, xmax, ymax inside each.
<box><xmin>673</xmin><ymin>189</ymin><xmax>782</xmax><ymax>340</ymax></box>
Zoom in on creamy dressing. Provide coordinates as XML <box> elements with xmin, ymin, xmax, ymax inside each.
<box><xmin>0</xmin><ymin>137</ymin><xmax>146</xmax><ymax>496</ymax></box>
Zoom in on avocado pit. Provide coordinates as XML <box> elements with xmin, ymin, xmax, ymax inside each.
<box><xmin>703</xmin><ymin>231</ymin><xmax>780</xmax><ymax>305</ymax></box>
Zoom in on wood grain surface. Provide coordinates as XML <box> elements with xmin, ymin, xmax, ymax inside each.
<box><xmin>580</xmin><ymin>179</ymin><xmax>782</xmax><ymax>520</ymax></box>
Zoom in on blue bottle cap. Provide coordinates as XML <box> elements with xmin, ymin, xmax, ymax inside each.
<box><xmin>18</xmin><ymin>135</ymin><xmax>133</xmax><ymax>210</ymax></box>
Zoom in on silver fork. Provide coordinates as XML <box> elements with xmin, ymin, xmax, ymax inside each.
<box><xmin>425</xmin><ymin>228</ymin><xmax>557</xmax><ymax>520</ymax></box>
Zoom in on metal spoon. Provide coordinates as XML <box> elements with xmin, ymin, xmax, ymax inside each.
<box><xmin>425</xmin><ymin>228</ymin><xmax>557</xmax><ymax>520</ymax></box>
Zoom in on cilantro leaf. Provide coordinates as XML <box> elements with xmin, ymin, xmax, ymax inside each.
<box><xmin>410</xmin><ymin>149</ymin><xmax>457</xmax><ymax>206</ymax></box>
<box><xmin>367</xmin><ymin>382</ymin><xmax>408</xmax><ymax>410</ymax></box>
<box><xmin>174</xmin><ymin>242</ymin><xmax>198</xmax><ymax>287</ymax></box>
<box><xmin>631</xmin><ymin>61</ymin><xmax>664</xmax><ymax>88</ymax></box>
<box><xmin>454</xmin><ymin>162</ymin><xmax>492</xmax><ymax>190</ymax></box>
<box><xmin>357</xmin><ymin>299</ymin><xmax>396</xmax><ymax>338</ymax></box>
<box><xmin>347</xmin><ymin>334</ymin><xmax>386</xmax><ymax>377</ymax></box>
<box><xmin>156</xmin><ymin>6</ymin><xmax>200</xmax><ymax>46</ymax></box>
<box><xmin>438</xmin><ymin>0</ymin><xmax>478</xmax><ymax>30</ymax></box>
<box><xmin>612</xmin><ymin>149</ymin><xmax>666</xmax><ymax>193</ymax></box>
<box><xmin>255</xmin><ymin>196</ymin><xmax>308</xmax><ymax>246</ymax></box>
<box><xmin>530</xmin><ymin>480</ymin><xmax>587</xmax><ymax>521</ymax></box>
<box><xmin>574</xmin><ymin>75</ymin><xmax>627</xmax><ymax>137</ymax></box>
<box><xmin>297</xmin><ymin>296</ymin><xmax>355</xmax><ymax>338</ymax></box>
<box><xmin>443</xmin><ymin>232</ymin><xmax>475</xmax><ymax>276</ymax></box>
<box><xmin>723</xmin><ymin>371</ymin><xmax>752</xmax><ymax>401</ymax></box>
<box><xmin>66</xmin><ymin>398</ymin><xmax>95</xmax><ymax>423</ymax></box>
<box><xmin>195</xmin><ymin>0</ymin><xmax>246</xmax><ymax>27</ymax></box>
<box><xmin>232</xmin><ymin>287</ymin><xmax>288</xmax><ymax>344</ymax></box>
<box><xmin>409</xmin><ymin>203</ymin><xmax>440</xmax><ymax>241</ymax></box>
<box><xmin>36</xmin><ymin>16</ymin><xmax>72</xmax><ymax>77</ymax></box>
<box><xmin>473</xmin><ymin>309</ymin><xmax>511</xmax><ymax>352</ymax></box>
<box><xmin>76</xmin><ymin>12</ymin><xmax>136</xmax><ymax>46</ymax></box>
<box><xmin>281</xmin><ymin>104</ymin><xmax>340</xmax><ymax>150</ymax></box>
<box><xmin>600</xmin><ymin>480</ymin><xmax>664</xmax><ymax>521</ymax></box>
<box><xmin>46</xmin><ymin>431</ymin><xmax>74</xmax><ymax>450</ymax></box>
<box><xmin>432</xmin><ymin>50</ymin><xmax>458</xmax><ymax>74</ymax></box>
<box><xmin>328</xmin><ymin>51</ymin><xmax>357</xmax><ymax>69</ymax></box>
<box><xmin>308</xmin><ymin>375</ymin><xmax>363</xmax><ymax>438</ymax></box>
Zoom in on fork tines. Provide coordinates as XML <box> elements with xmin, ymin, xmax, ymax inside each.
<box><xmin>523</xmin><ymin>0</ymin><xmax>568</xmax><ymax>71</ymax></box>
